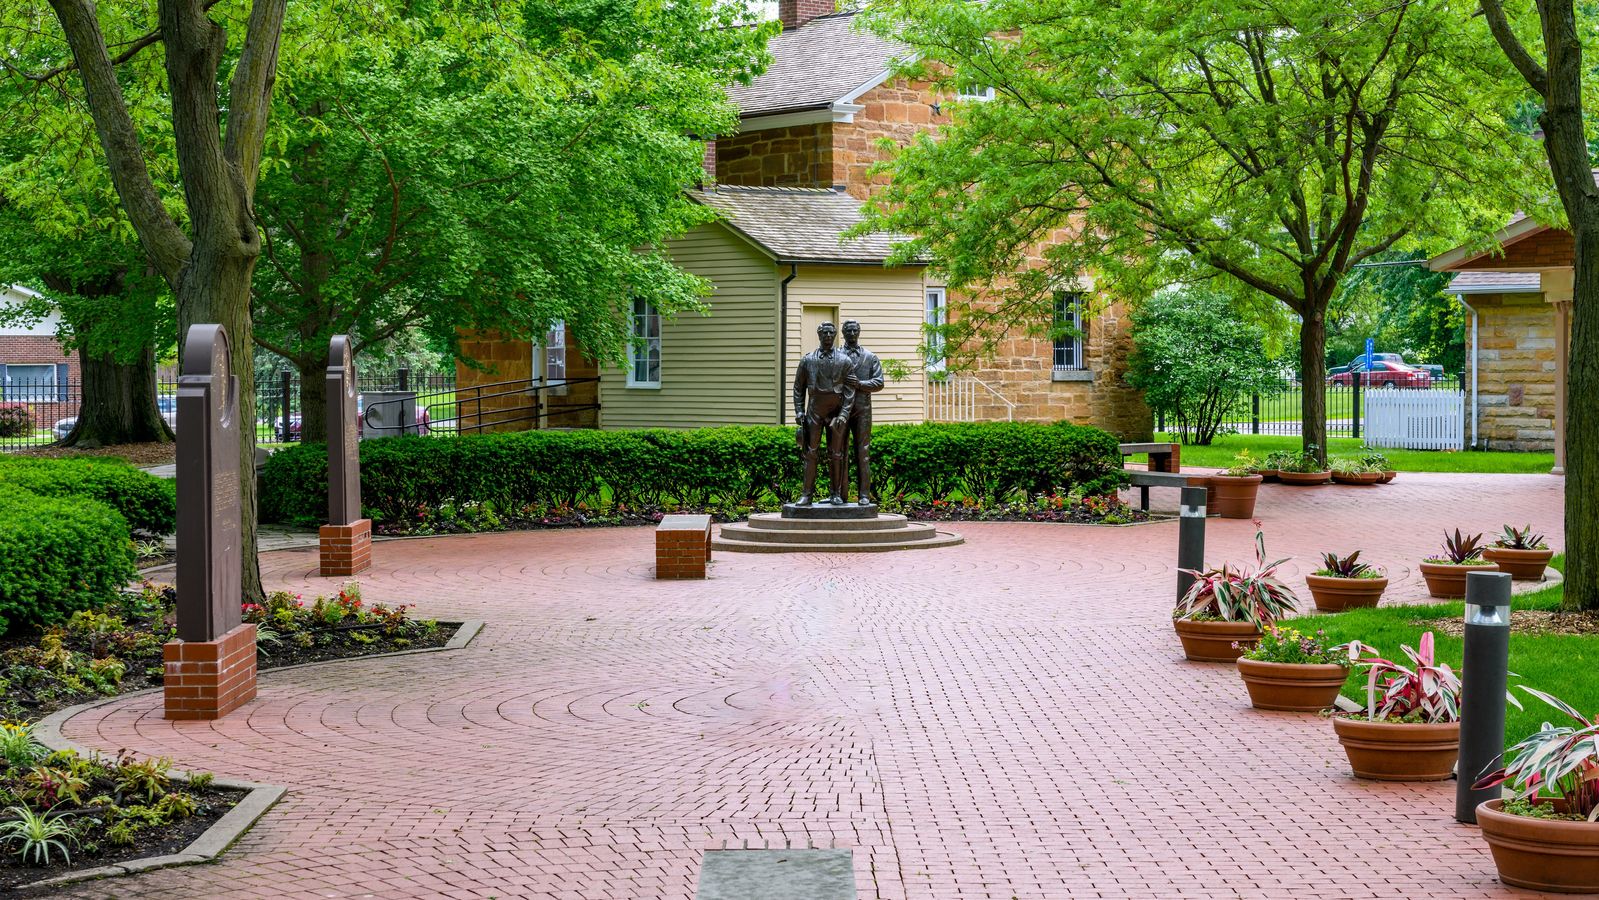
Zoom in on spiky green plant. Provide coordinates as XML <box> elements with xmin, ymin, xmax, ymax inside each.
<box><xmin>1494</xmin><ymin>524</ymin><xmax>1548</xmax><ymax>551</ymax></box>
<box><xmin>0</xmin><ymin>806</ymin><xmax>76</xmax><ymax>866</ymax></box>
<box><xmin>1474</xmin><ymin>688</ymin><xmax>1599</xmax><ymax>821</ymax></box>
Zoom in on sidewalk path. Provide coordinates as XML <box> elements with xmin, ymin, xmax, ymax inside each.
<box><xmin>53</xmin><ymin>473</ymin><xmax>1566</xmax><ymax>899</ymax></box>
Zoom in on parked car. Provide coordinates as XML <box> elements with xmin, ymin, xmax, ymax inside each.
<box><xmin>1327</xmin><ymin>360</ymin><xmax>1433</xmax><ymax>388</ymax></box>
<box><xmin>1416</xmin><ymin>364</ymin><xmax>1449</xmax><ymax>385</ymax></box>
<box><xmin>53</xmin><ymin>395</ymin><xmax>177</xmax><ymax>441</ymax></box>
<box><xmin>274</xmin><ymin>396</ymin><xmax>430</xmax><ymax>441</ymax></box>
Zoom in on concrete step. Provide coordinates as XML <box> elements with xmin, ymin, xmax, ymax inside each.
<box><xmin>743</xmin><ymin>513</ymin><xmax>910</xmax><ymax>531</ymax></box>
<box><xmin>717</xmin><ymin>522</ymin><xmax>941</xmax><ymax>544</ymax></box>
<box><xmin>711</xmin><ymin>531</ymin><xmax>965</xmax><ymax>553</ymax></box>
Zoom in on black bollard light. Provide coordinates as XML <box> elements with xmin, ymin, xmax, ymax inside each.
<box><xmin>1456</xmin><ymin>570</ymin><xmax>1513</xmax><ymax>824</ymax></box>
<box><xmin>1176</xmin><ymin>486</ymin><xmax>1207</xmax><ymax>604</ymax></box>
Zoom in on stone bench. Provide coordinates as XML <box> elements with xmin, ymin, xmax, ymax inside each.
<box><xmin>1119</xmin><ymin>441</ymin><xmax>1181</xmax><ymax>473</ymax></box>
<box><xmin>1128</xmin><ymin>470</ymin><xmax>1210</xmax><ymax>512</ymax></box>
<box><xmin>656</xmin><ymin>514</ymin><xmax>712</xmax><ymax>579</ymax></box>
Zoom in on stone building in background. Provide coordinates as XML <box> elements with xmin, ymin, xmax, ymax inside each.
<box><xmin>1430</xmin><ymin>216</ymin><xmax>1572</xmax><ymax>470</ymax></box>
<box><xmin>458</xmin><ymin>1</ymin><xmax>1150</xmax><ymax>438</ymax></box>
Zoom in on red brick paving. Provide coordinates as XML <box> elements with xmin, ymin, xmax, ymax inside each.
<box><xmin>52</xmin><ymin>473</ymin><xmax>1565</xmax><ymax>898</ymax></box>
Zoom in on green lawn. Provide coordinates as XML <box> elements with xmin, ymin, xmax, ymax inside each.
<box><xmin>1225</xmin><ymin>387</ymin><xmax>1356</xmax><ymax>423</ymax></box>
<box><xmin>1302</xmin><ymin>557</ymin><xmax>1592</xmax><ymax>750</ymax></box>
<box><xmin>1141</xmin><ymin>433</ymin><xmax>1556</xmax><ymax>474</ymax></box>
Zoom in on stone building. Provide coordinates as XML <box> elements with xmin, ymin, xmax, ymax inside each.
<box><xmin>1430</xmin><ymin>216</ymin><xmax>1572</xmax><ymax>469</ymax></box>
<box><xmin>457</xmin><ymin>1</ymin><xmax>1149</xmax><ymax>438</ymax></box>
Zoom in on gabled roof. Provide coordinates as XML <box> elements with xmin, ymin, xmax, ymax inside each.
<box><xmin>1428</xmin><ymin>214</ymin><xmax>1548</xmax><ymax>272</ymax></box>
<box><xmin>726</xmin><ymin>13</ymin><xmax>908</xmax><ymax>118</ymax></box>
<box><xmin>1446</xmin><ymin>271</ymin><xmax>1542</xmax><ymax>294</ymax></box>
<box><xmin>687</xmin><ymin>185</ymin><xmax>920</xmax><ymax>266</ymax></box>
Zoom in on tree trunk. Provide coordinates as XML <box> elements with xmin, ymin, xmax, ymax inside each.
<box><xmin>1299</xmin><ymin>312</ymin><xmax>1328</xmax><ymax>463</ymax></box>
<box><xmin>62</xmin><ymin>343</ymin><xmax>172</xmax><ymax>449</ymax></box>
<box><xmin>1565</xmin><ymin>217</ymin><xmax>1599</xmax><ymax>610</ymax></box>
<box><xmin>297</xmin><ymin>354</ymin><xmax>328</xmax><ymax>445</ymax></box>
<box><xmin>176</xmin><ymin>241</ymin><xmax>264</xmax><ymax>603</ymax></box>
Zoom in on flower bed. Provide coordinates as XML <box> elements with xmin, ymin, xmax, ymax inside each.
<box><xmin>0</xmin><ymin>584</ymin><xmax>453</xmax><ymax>724</ymax></box>
<box><xmin>0</xmin><ymin>722</ymin><xmax>245</xmax><ymax>890</ymax></box>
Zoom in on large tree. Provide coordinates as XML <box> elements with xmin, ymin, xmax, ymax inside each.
<box><xmin>859</xmin><ymin>0</ymin><xmax>1542</xmax><ymax>460</ymax></box>
<box><xmin>250</xmin><ymin>0</ymin><xmax>771</xmax><ymax>442</ymax></box>
<box><xmin>1478</xmin><ymin>0</ymin><xmax>1598</xmax><ymax>609</ymax></box>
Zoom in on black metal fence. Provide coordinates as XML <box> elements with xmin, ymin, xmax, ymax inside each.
<box><xmin>1155</xmin><ymin>377</ymin><xmax>1465</xmax><ymax>441</ymax></box>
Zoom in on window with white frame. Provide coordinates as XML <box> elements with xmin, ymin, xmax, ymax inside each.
<box><xmin>957</xmin><ymin>84</ymin><xmax>995</xmax><ymax>102</ymax></box>
<box><xmin>543</xmin><ymin>320</ymin><xmax>567</xmax><ymax>397</ymax></box>
<box><xmin>1052</xmin><ymin>291</ymin><xmax>1086</xmax><ymax>371</ymax></box>
<box><xmin>627</xmin><ymin>299</ymin><xmax>661</xmax><ymax>388</ymax></box>
<box><xmin>3</xmin><ymin>363</ymin><xmax>56</xmax><ymax>401</ymax></box>
<box><xmin>924</xmin><ymin>287</ymin><xmax>947</xmax><ymax>372</ymax></box>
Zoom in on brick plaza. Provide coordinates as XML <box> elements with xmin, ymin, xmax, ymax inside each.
<box><xmin>50</xmin><ymin>473</ymin><xmax>1564</xmax><ymax>898</ymax></box>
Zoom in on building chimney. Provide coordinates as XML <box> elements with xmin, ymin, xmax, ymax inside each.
<box><xmin>777</xmin><ymin>0</ymin><xmax>836</xmax><ymax>30</ymax></box>
<box><xmin>700</xmin><ymin>140</ymin><xmax>717</xmax><ymax>187</ymax></box>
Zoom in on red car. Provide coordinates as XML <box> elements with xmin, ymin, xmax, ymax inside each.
<box><xmin>1327</xmin><ymin>360</ymin><xmax>1433</xmax><ymax>389</ymax></box>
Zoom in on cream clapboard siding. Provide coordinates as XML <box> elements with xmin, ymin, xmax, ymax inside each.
<box><xmin>598</xmin><ymin>224</ymin><xmax>781</xmax><ymax>428</ymax></box>
<box><xmin>784</xmin><ymin>265</ymin><xmax>927</xmax><ymax>425</ymax></box>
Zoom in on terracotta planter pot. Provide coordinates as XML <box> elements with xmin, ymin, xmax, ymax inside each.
<box><xmin>1331</xmin><ymin>471</ymin><xmax>1382</xmax><ymax>485</ymax></box>
<box><xmin>1378</xmin><ymin>470</ymin><xmax>1397</xmax><ymax>483</ymax></box>
<box><xmin>1279</xmin><ymin>470</ymin><xmax>1331</xmax><ymax>486</ymax></box>
<box><xmin>1207</xmin><ymin>474</ymin><xmax>1263</xmax><ymax>519</ymax></box>
<box><xmin>1478</xmin><ymin>798</ymin><xmax>1599</xmax><ymax>893</ymax></box>
<box><xmin>1254</xmin><ymin>469</ymin><xmax>1280</xmax><ymax>483</ymax></box>
<box><xmin>1306</xmin><ymin>573</ymin><xmax>1388</xmax><ymax>612</ymax></box>
<box><xmin>1483</xmin><ymin>546</ymin><xmax>1554</xmax><ymax>581</ymax></box>
<box><xmin>1236</xmin><ymin>658</ymin><xmax>1349</xmax><ymax>711</ymax></box>
<box><xmin>1331</xmin><ymin>717</ymin><xmax>1459</xmax><ymax>781</ymax></box>
<box><xmin>1173</xmin><ymin>618</ymin><xmax>1263</xmax><ymax>662</ymax></box>
<box><xmin>1419</xmin><ymin>560</ymin><xmax>1499</xmax><ymax>598</ymax></box>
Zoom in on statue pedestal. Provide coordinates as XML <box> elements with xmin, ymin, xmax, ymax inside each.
<box><xmin>781</xmin><ymin>501</ymin><xmax>878</xmax><ymax>520</ymax></box>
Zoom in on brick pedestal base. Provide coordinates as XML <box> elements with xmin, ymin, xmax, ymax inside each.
<box><xmin>320</xmin><ymin>519</ymin><xmax>373</xmax><ymax>576</ymax></box>
<box><xmin>163</xmin><ymin>624</ymin><xmax>258</xmax><ymax>721</ymax></box>
<box><xmin>656</xmin><ymin>514</ymin><xmax>712</xmax><ymax>579</ymax></box>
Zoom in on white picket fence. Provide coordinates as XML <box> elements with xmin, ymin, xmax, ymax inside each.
<box><xmin>925</xmin><ymin>375</ymin><xmax>1015</xmax><ymax>422</ymax></box>
<box><xmin>1365</xmin><ymin>388</ymin><xmax>1465</xmax><ymax>450</ymax></box>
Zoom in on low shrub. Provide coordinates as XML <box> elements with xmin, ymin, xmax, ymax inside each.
<box><xmin>0</xmin><ymin>457</ymin><xmax>175</xmax><ymax>535</ymax></box>
<box><xmin>258</xmin><ymin>421</ymin><xmax>1128</xmax><ymax>526</ymax></box>
<box><xmin>0</xmin><ymin>405</ymin><xmax>31</xmax><ymax>439</ymax></box>
<box><xmin>0</xmin><ymin>490</ymin><xmax>135</xmax><ymax>636</ymax></box>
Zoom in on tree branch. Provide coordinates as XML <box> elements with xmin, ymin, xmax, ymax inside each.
<box><xmin>1478</xmin><ymin>0</ymin><xmax>1549</xmax><ymax>95</ymax></box>
<box><xmin>222</xmin><ymin>0</ymin><xmax>287</xmax><ymax>190</ymax></box>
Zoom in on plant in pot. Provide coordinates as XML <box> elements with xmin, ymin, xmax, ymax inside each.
<box><xmin>1331</xmin><ymin>632</ymin><xmax>1463</xmax><ymax>781</ymax></box>
<box><xmin>1483</xmin><ymin>524</ymin><xmax>1554</xmax><ymax>582</ymax></box>
<box><xmin>1257</xmin><ymin>450</ymin><xmax>1295</xmax><ymax>482</ymax></box>
<box><xmin>1473</xmin><ymin>687</ymin><xmax>1599</xmax><ymax>893</ymax></box>
<box><xmin>1173</xmin><ymin>526</ymin><xmax>1298</xmax><ymax>662</ymax></box>
<box><xmin>1277</xmin><ymin>446</ymin><xmax>1331</xmax><ymax>485</ymax></box>
<box><xmin>1330</xmin><ymin>457</ymin><xmax>1382</xmax><ymax>485</ymax></box>
<box><xmin>1207</xmin><ymin>452</ymin><xmax>1264</xmax><ymax>519</ymax></box>
<box><xmin>1235</xmin><ymin>626</ymin><xmax>1354</xmax><ymax>712</ymax></box>
<box><xmin>1305</xmin><ymin>550</ymin><xmax>1388</xmax><ymax>612</ymax></box>
<box><xmin>1361</xmin><ymin>451</ymin><xmax>1397</xmax><ymax>484</ymax></box>
<box><xmin>1419</xmin><ymin>529</ymin><xmax>1498</xmax><ymax>598</ymax></box>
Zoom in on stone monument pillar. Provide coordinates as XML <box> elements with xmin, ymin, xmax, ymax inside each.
<box><xmin>165</xmin><ymin>324</ymin><xmax>258</xmax><ymax>721</ymax></box>
<box><xmin>320</xmin><ymin>335</ymin><xmax>373</xmax><ymax>576</ymax></box>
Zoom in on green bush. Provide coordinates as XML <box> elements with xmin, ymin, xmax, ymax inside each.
<box><xmin>258</xmin><ymin>422</ymin><xmax>1126</xmax><ymax>525</ymax></box>
<box><xmin>0</xmin><ymin>404</ymin><xmax>32</xmax><ymax>438</ymax></box>
<box><xmin>0</xmin><ymin>457</ymin><xmax>176</xmax><ymax>534</ymax></box>
<box><xmin>0</xmin><ymin>489</ymin><xmax>136</xmax><ymax>636</ymax></box>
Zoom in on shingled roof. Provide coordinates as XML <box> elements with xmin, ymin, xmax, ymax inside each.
<box><xmin>687</xmin><ymin>185</ymin><xmax>920</xmax><ymax>265</ymax></box>
<box><xmin>725</xmin><ymin>13</ymin><xmax>909</xmax><ymax>117</ymax></box>
<box><xmin>1447</xmin><ymin>271</ymin><xmax>1542</xmax><ymax>294</ymax></box>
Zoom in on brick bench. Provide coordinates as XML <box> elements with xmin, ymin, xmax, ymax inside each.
<box><xmin>656</xmin><ymin>514</ymin><xmax>712</xmax><ymax>579</ymax></box>
<box><xmin>1119</xmin><ymin>441</ymin><xmax>1181</xmax><ymax>473</ymax></box>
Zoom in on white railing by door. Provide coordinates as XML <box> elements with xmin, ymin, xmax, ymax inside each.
<box><xmin>926</xmin><ymin>375</ymin><xmax>1016</xmax><ymax>422</ymax></box>
<box><xmin>1365</xmin><ymin>388</ymin><xmax>1465</xmax><ymax>450</ymax></box>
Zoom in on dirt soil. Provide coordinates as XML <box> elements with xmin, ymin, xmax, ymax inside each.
<box><xmin>1419</xmin><ymin>609</ymin><xmax>1599</xmax><ymax>638</ymax></box>
<box><xmin>17</xmin><ymin>442</ymin><xmax>176</xmax><ymax>467</ymax></box>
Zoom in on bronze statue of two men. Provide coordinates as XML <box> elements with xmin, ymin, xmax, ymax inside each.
<box><xmin>792</xmin><ymin>320</ymin><xmax>884</xmax><ymax>506</ymax></box>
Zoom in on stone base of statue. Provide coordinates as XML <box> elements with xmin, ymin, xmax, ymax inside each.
<box><xmin>780</xmin><ymin>501</ymin><xmax>878</xmax><ymax>519</ymax></box>
<box><xmin>715</xmin><ymin>508</ymin><xmax>962</xmax><ymax>553</ymax></box>
<box><xmin>163</xmin><ymin>623</ymin><xmax>258</xmax><ymax>720</ymax></box>
<box><xmin>320</xmin><ymin>519</ymin><xmax>373</xmax><ymax>576</ymax></box>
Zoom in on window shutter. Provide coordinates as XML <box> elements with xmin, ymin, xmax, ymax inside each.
<box><xmin>57</xmin><ymin>363</ymin><xmax>70</xmax><ymax>401</ymax></box>
<box><xmin>0</xmin><ymin>365</ymin><xmax>7</xmax><ymax>401</ymax></box>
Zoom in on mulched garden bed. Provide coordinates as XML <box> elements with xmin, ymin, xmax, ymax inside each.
<box><xmin>4</xmin><ymin>785</ymin><xmax>249</xmax><ymax>894</ymax></box>
<box><xmin>15</xmin><ymin>442</ymin><xmax>176</xmax><ymax>468</ymax></box>
<box><xmin>1420</xmin><ymin>609</ymin><xmax>1599</xmax><ymax>638</ymax></box>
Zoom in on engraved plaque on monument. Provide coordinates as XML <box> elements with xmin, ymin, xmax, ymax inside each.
<box><xmin>175</xmin><ymin>324</ymin><xmax>242</xmax><ymax>642</ymax></box>
<box><xmin>327</xmin><ymin>335</ymin><xmax>360</xmax><ymax>526</ymax></box>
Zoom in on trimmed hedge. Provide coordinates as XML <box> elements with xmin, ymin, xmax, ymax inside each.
<box><xmin>259</xmin><ymin>422</ymin><xmax>1127</xmax><ymax>525</ymax></box>
<box><xmin>0</xmin><ymin>456</ymin><xmax>177</xmax><ymax>535</ymax></box>
<box><xmin>0</xmin><ymin>489</ymin><xmax>136</xmax><ymax>636</ymax></box>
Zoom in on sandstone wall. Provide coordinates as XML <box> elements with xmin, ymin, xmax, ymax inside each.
<box><xmin>1466</xmin><ymin>293</ymin><xmax>1560</xmax><ymax>451</ymax></box>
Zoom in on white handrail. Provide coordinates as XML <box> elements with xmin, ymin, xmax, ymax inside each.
<box><xmin>926</xmin><ymin>374</ymin><xmax>1016</xmax><ymax>422</ymax></box>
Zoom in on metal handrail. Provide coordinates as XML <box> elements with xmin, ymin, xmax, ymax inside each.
<box><xmin>361</xmin><ymin>375</ymin><xmax>601</xmax><ymax>436</ymax></box>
